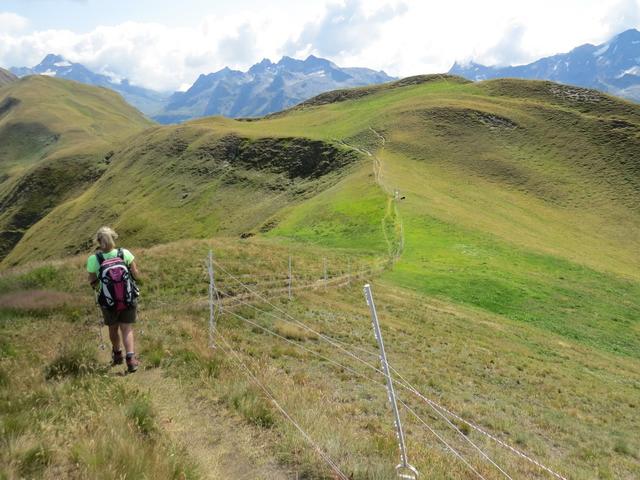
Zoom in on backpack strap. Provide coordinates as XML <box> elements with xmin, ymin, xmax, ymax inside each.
<box><xmin>96</xmin><ymin>251</ymin><xmax>105</xmax><ymax>266</ymax></box>
<box><xmin>117</xmin><ymin>248</ymin><xmax>124</xmax><ymax>261</ymax></box>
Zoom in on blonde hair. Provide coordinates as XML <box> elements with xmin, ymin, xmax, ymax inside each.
<box><xmin>95</xmin><ymin>226</ymin><xmax>118</xmax><ymax>251</ymax></box>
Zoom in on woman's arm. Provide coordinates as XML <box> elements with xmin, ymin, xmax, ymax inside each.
<box><xmin>88</xmin><ymin>272</ymin><xmax>98</xmax><ymax>288</ymax></box>
<box><xmin>129</xmin><ymin>261</ymin><xmax>140</xmax><ymax>281</ymax></box>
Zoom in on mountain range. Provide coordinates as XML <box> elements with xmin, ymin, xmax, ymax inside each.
<box><xmin>6</xmin><ymin>28</ymin><xmax>639</xmax><ymax>123</ymax></box>
<box><xmin>10</xmin><ymin>54</ymin><xmax>170</xmax><ymax>115</ymax></box>
<box><xmin>450</xmin><ymin>28</ymin><xmax>640</xmax><ymax>102</ymax></box>
<box><xmin>157</xmin><ymin>55</ymin><xmax>394</xmax><ymax>123</ymax></box>
<box><xmin>10</xmin><ymin>54</ymin><xmax>393</xmax><ymax>123</ymax></box>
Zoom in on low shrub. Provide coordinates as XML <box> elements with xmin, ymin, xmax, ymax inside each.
<box><xmin>613</xmin><ymin>437</ymin><xmax>636</xmax><ymax>458</ymax></box>
<box><xmin>19</xmin><ymin>444</ymin><xmax>52</xmax><ymax>478</ymax></box>
<box><xmin>0</xmin><ymin>366</ymin><xmax>8</xmax><ymax>387</ymax></box>
<box><xmin>205</xmin><ymin>356</ymin><xmax>223</xmax><ymax>378</ymax></box>
<box><xmin>71</xmin><ymin>423</ymin><xmax>198</xmax><ymax>480</ymax></box>
<box><xmin>45</xmin><ymin>342</ymin><xmax>100</xmax><ymax>379</ymax></box>
<box><xmin>230</xmin><ymin>386</ymin><xmax>274</xmax><ymax>428</ymax></box>
<box><xmin>126</xmin><ymin>395</ymin><xmax>157</xmax><ymax>436</ymax></box>
<box><xmin>165</xmin><ymin>348</ymin><xmax>202</xmax><ymax>370</ymax></box>
<box><xmin>141</xmin><ymin>338</ymin><xmax>165</xmax><ymax>368</ymax></box>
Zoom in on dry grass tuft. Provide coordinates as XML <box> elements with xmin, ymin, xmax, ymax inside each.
<box><xmin>44</xmin><ymin>341</ymin><xmax>101</xmax><ymax>379</ymax></box>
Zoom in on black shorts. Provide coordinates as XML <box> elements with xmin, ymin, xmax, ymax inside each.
<box><xmin>101</xmin><ymin>307</ymin><xmax>137</xmax><ymax>326</ymax></box>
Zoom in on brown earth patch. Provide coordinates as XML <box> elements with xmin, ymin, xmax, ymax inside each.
<box><xmin>0</xmin><ymin>289</ymin><xmax>76</xmax><ymax>310</ymax></box>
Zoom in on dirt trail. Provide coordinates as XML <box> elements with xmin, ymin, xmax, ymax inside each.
<box><xmin>131</xmin><ymin>368</ymin><xmax>292</xmax><ymax>480</ymax></box>
<box><xmin>359</xmin><ymin>128</ymin><xmax>404</xmax><ymax>261</ymax></box>
<box><xmin>368</xmin><ymin>126</ymin><xmax>386</xmax><ymax>146</ymax></box>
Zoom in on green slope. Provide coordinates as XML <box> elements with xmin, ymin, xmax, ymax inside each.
<box><xmin>0</xmin><ymin>76</ymin><xmax>153</xmax><ymax>259</ymax></box>
<box><xmin>4</xmin><ymin>125</ymin><xmax>362</xmax><ymax>263</ymax></box>
<box><xmin>263</xmin><ymin>78</ymin><xmax>640</xmax><ymax>355</ymax></box>
<box><xmin>238</xmin><ymin>77</ymin><xmax>640</xmax><ymax>279</ymax></box>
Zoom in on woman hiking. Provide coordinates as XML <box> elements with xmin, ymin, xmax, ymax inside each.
<box><xmin>87</xmin><ymin>226</ymin><xmax>141</xmax><ymax>373</ymax></box>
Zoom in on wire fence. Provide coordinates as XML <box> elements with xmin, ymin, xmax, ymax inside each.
<box><xmin>203</xmin><ymin>256</ymin><xmax>569</xmax><ymax>480</ymax></box>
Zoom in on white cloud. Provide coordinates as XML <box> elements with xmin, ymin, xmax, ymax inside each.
<box><xmin>601</xmin><ymin>0</ymin><xmax>640</xmax><ymax>36</ymax></box>
<box><xmin>217</xmin><ymin>23</ymin><xmax>258</xmax><ymax>65</ymax></box>
<box><xmin>0</xmin><ymin>20</ymin><xmax>252</xmax><ymax>91</ymax></box>
<box><xmin>0</xmin><ymin>12</ymin><xmax>28</xmax><ymax>33</ymax></box>
<box><xmin>478</xmin><ymin>23</ymin><xmax>529</xmax><ymax>66</ymax></box>
<box><xmin>0</xmin><ymin>1</ymin><xmax>638</xmax><ymax>91</ymax></box>
<box><xmin>285</xmin><ymin>0</ymin><xmax>408</xmax><ymax>58</ymax></box>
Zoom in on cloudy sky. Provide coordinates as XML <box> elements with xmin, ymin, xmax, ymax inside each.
<box><xmin>1</xmin><ymin>0</ymin><xmax>639</xmax><ymax>91</ymax></box>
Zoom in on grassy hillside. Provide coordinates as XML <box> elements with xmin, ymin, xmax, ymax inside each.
<box><xmin>0</xmin><ymin>76</ymin><xmax>153</xmax><ymax>259</ymax></box>
<box><xmin>1</xmin><ymin>75</ymin><xmax>639</xmax><ymax>478</ymax></box>
<box><xmin>8</xmin><ymin>76</ymin><xmax>639</xmax><ymax>274</ymax></box>
<box><xmin>0</xmin><ymin>68</ymin><xmax>17</xmax><ymax>87</ymax></box>
<box><xmin>3</xmin><ymin>125</ymin><xmax>364</xmax><ymax>264</ymax></box>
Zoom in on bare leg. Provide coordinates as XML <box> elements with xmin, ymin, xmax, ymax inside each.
<box><xmin>108</xmin><ymin>325</ymin><xmax>121</xmax><ymax>351</ymax></box>
<box><xmin>120</xmin><ymin>323</ymin><xmax>135</xmax><ymax>354</ymax></box>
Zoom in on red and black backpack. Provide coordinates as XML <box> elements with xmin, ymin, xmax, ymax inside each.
<box><xmin>96</xmin><ymin>248</ymin><xmax>139</xmax><ymax>311</ymax></box>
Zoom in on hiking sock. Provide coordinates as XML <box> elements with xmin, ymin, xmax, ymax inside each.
<box><xmin>126</xmin><ymin>352</ymin><xmax>138</xmax><ymax>372</ymax></box>
<box><xmin>111</xmin><ymin>349</ymin><xmax>124</xmax><ymax>365</ymax></box>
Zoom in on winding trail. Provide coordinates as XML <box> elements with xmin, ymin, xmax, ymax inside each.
<box><xmin>369</xmin><ymin>126</ymin><xmax>386</xmax><ymax>146</ymax></box>
<box><xmin>133</xmin><ymin>369</ymin><xmax>291</xmax><ymax>480</ymax></box>
<box><xmin>338</xmin><ymin>128</ymin><xmax>404</xmax><ymax>262</ymax></box>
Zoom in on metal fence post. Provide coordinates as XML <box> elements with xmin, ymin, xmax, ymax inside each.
<box><xmin>363</xmin><ymin>284</ymin><xmax>419</xmax><ymax>479</ymax></box>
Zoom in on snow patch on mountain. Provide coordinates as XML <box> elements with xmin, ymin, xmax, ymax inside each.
<box><xmin>619</xmin><ymin>66</ymin><xmax>640</xmax><ymax>77</ymax></box>
<box><xmin>10</xmin><ymin>54</ymin><xmax>171</xmax><ymax>115</ymax></box>
<box><xmin>449</xmin><ymin>28</ymin><xmax>640</xmax><ymax>103</ymax></box>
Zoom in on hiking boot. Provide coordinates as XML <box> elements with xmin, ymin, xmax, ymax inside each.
<box><xmin>126</xmin><ymin>354</ymin><xmax>139</xmax><ymax>373</ymax></box>
<box><xmin>112</xmin><ymin>349</ymin><xmax>124</xmax><ymax>365</ymax></box>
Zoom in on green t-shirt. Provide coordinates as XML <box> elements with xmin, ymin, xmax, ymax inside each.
<box><xmin>86</xmin><ymin>248</ymin><xmax>135</xmax><ymax>274</ymax></box>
